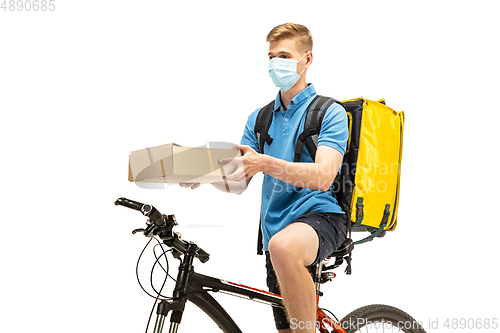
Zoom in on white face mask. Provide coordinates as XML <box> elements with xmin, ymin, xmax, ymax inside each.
<box><xmin>268</xmin><ymin>53</ymin><xmax>307</xmax><ymax>91</ymax></box>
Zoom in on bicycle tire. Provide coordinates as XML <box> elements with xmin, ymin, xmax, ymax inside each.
<box><xmin>339</xmin><ymin>304</ymin><xmax>426</xmax><ymax>333</ymax></box>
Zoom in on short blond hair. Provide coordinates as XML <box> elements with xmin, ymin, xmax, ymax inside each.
<box><xmin>266</xmin><ymin>23</ymin><xmax>313</xmax><ymax>53</ymax></box>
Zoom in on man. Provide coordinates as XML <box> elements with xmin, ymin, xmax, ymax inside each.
<box><xmin>181</xmin><ymin>23</ymin><xmax>348</xmax><ymax>333</ymax></box>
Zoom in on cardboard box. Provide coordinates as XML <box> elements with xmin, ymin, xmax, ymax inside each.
<box><xmin>128</xmin><ymin>143</ymin><xmax>241</xmax><ymax>183</ymax></box>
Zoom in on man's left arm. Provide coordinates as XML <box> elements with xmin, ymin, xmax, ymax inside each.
<box><xmin>222</xmin><ymin>103</ymin><xmax>348</xmax><ymax>191</ymax></box>
<box><xmin>229</xmin><ymin>144</ymin><xmax>342</xmax><ymax>192</ymax></box>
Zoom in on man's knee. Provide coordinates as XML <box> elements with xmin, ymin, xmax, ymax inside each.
<box><xmin>268</xmin><ymin>232</ymin><xmax>294</xmax><ymax>263</ymax></box>
<box><xmin>268</xmin><ymin>223</ymin><xmax>318</xmax><ymax>268</ymax></box>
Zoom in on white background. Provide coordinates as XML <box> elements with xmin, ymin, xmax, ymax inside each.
<box><xmin>1</xmin><ymin>0</ymin><xmax>499</xmax><ymax>332</ymax></box>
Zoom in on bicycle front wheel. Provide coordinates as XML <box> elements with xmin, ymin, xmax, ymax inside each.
<box><xmin>340</xmin><ymin>304</ymin><xmax>426</xmax><ymax>333</ymax></box>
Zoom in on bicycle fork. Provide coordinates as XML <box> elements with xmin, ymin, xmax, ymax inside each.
<box><xmin>153</xmin><ymin>243</ymin><xmax>197</xmax><ymax>333</ymax></box>
<box><xmin>153</xmin><ymin>299</ymin><xmax>186</xmax><ymax>333</ymax></box>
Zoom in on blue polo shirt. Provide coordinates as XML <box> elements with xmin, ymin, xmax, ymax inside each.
<box><xmin>241</xmin><ymin>84</ymin><xmax>349</xmax><ymax>251</ymax></box>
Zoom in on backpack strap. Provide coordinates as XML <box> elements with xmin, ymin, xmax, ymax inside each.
<box><xmin>294</xmin><ymin>95</ymin><xmax>340</xmax><ymax>162</ymax></box>
<box><xmin>294</xmin><ymin>95</ymin><xmax>354</xmax><ymax>272</ymax></box>
<box><xmin>257</xmin><ymin>212</ymin><xmax>264</xmax><ymax>255</ymax></box>
<box><xmin>354</xmin><ymin>204</ymin><xmax>390</xmax><ymax>245</ymax></box>
<box><xmin>254</xmin><ymin>100</ymin><xmax>275</xmax><ymax>154</ymax></box>
<box><xmin>254</xmin><ymin>100</ymin><xmax>275</xmax><ymax>255</ymax></box>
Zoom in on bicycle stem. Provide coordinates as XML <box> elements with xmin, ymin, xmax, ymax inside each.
<box><xmin>173</xmin><ymin>243</ymin><xmax>197</xmax><ymax>299</ymax></box>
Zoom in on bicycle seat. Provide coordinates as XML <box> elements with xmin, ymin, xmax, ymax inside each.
<box><xmin>327</xmin><ymin>238</ymin><xmax>354</xmax><ymax>259</ymax></box>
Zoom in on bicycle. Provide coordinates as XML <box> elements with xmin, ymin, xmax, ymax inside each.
<box><xmin>115</xmin><ymin>197</ymin><xmax>426</xmax><ymax>333</ymax></box>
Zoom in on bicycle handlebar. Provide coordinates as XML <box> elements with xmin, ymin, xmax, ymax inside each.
<box><xmin>115</xmin><ymin>197</ymin><xmax>210</xmax><ymax>263</ymax></box>
<box><xmin>166</xmin><ymin>233</ymin><xmax>210</xmax><ymax>263</ymax></box>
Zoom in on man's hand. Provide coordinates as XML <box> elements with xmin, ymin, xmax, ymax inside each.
<box><xmin>219</xmin><ymin>145</ymin><xmax>265</xmax><ymax>180</ymax></box>
<box><xmin>179</xmin><ymin>145</ymin><xmax>252</xmax><ymax>193</ymax></box>
<box><xmin>179</xmin><ymin>182</ymin><xmax>201</xmax><ymax>190</ymax></box>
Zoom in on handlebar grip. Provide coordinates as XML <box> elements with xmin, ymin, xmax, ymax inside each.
<box><xmin>115</xmin><ymin>197</ymin><xmax>144</xmax><ymax>211</ymax></box>
<box><xmin>115</xmin><ymin>197</ymin><xmax>165</xmax><ymax>227</ymax></box>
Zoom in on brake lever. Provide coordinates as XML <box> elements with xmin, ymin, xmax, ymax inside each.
<box><xmin>132</xmin><ymin>223</ymin><xmax>156</xmax><ymax>237</ymax></box>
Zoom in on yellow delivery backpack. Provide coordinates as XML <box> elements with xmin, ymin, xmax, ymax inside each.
<box><xmin>334</xmin><ymin>97</ymin><xmax>404</xmax><ymax>244</ymax></box>
<box><xmin>255</xmin><ymin>96</ymin><xmax>404</xmax><ymax>248</ymax></box>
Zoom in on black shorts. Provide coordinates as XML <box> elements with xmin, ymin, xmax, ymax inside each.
<box><xmin>265</xmin><ymin>211</ymin><xmax>347</xmax><ymax>330</ymax></box>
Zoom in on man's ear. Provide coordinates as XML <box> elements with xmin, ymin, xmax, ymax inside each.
<box><xmin>305</xmin><ymin>51</ymin><xmax>313</xmax><ymax>69</ymax></box>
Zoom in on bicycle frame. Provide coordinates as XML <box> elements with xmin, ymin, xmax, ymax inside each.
<box><xmin>153</xmin><ymin>242</ymin><xmax>346</xmax><ymax>333</ymax></box>
<box><xmin>114</xmin><ymin>197</ymin><xmax>346</xmax><ymax>333</ymax></box>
